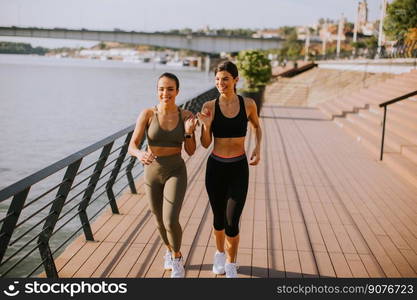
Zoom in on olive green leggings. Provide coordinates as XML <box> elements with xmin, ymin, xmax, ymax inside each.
<box><xmin>144</xmin><ymin>154</ymin><xmax>187</xmax><ymax>252</ymax></box>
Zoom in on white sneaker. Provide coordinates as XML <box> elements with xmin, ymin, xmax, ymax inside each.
<box><xmin>212</xmin><ymin>251</ymin><xmax>226</xmax><ymax>275</ymax></box>
<box><xmin>225</xmin><ymin>262</ymin><xmax>238</xmax><ymax>278</ymax></box>
<box><xmin>164</xmin><ymin>250</ymin><xmax>172</xmax><ymax>270</ymax></box>
<box><xmin>171</xmin><ymin>257</ymin><xmax>185</xmax><ymax>278</ymax></box>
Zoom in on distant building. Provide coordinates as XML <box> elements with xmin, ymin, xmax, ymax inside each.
<box><xmin>319</xmin><ymin>22</ymin><xmax>346</xmax><ymax>42</ymax></box>
<box><xmin>355</xmin><ymin>0</ymin><xmax>378</xmax><ymax>36</ymax></box>
<box><xmin>296</xmin><ymin>26</ymin><xmax>321</xmax><ymax>42</ymax></box>
<box><xmin>357</xmin><ymin>0</ymin><xmax>368</xmax><ymax>29</ymax></box>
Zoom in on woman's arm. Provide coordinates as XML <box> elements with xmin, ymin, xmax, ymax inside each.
<box><xmin>128</xmin><ymin>109</ymin><xmax>156</xmax><ymax>165</ymax></box>
<box><xmin>197</xmin><ymin>100</ymin><xmax>214</xmax><ymax>148</ymax></box>
<box><xmin>246</xmin><ymin>98</ymin><xmax>262</xmax><ymax>166</ymax></box>
<box><xmin>183</xmin><ymin>110</ymin><xmax>197</xmax><ymax>156</ymax></box>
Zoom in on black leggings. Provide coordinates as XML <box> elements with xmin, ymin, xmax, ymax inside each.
<box><xmin>205</xmin><ymin>153</ymin><xmax>249</xmax><ymax>237</ymax></box>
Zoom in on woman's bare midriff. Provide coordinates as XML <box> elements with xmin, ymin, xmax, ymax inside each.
<box><xmin>213</xmin><ymin>137</ymin><xmax>246</xmax><ymax>157</ymax></box>
<box><xmin>148</xmin><ymin>146</ymin><xmax>182</xmax><ymax>157</ymax></box>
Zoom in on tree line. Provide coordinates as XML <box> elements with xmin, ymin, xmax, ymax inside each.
<box><xmin>0</xmin><ymin>42</ymin><xmax>48</xmax><ymax>55</ymax></box>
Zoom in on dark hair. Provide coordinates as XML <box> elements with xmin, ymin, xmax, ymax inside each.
<box><xmin>214</xmin><ymin>60</ymin><xmax>239</xmax><ymax>92</ymax></box>
<box><xmin>158</xmin><ymin>72</ymin><xmax>180</xmax><ymax>90</ymax></box>
<box><xmin>214</xmin><ymin>60</ymin><xmax>239</xmax><ymax>78</ymax></box>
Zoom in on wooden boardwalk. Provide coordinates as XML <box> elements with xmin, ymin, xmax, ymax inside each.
<box><xmin>53</xmin><ymin>105</ymin><xmax>417</xmax><ymax>278</ymax></box>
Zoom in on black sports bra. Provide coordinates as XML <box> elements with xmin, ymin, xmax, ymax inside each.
<box><xmin>211</xmin><ymin>95</ymin><xmax>248</xmax><ymax>138</ymax></box>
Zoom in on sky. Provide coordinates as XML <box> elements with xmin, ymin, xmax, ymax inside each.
<box><xmin>0</xmin><ymin>0</ymin><xmax>385</xmax><ymax>48</ymax></box>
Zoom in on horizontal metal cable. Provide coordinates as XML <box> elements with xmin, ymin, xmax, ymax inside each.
<box><xmin>0</xmin><ymin>243</ymin><xmax>39</xmax><ymax>277</ymax></box>
<box><xmin>1</xmin><ymin>226</ymin><xmax>47</xmax><ymax>266</ymax></box>
<box><xmin>22</xmin><ymin>180</ymin><xmax>66</xmax><ymax>209</ymax></box>
<box><xmin>10</xmin><ymin>215</ymin><xmax>49</xmax><ymax>246</ymax></box>
<box><xmin>14</xmin><ymin>200</ymin><xmax>54</xmax><ymax>229</ymax></box>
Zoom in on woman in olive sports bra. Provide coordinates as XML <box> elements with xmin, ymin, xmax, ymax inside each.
<box><xmin>128</xmin><ymin>73</ymin><xmax>198</xmax><ymax>278</ymax></box>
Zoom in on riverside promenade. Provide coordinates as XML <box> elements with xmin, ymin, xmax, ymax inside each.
<box><xmin>52</xmin><ymin>99</ymin><xmax>417</xmax><ymax>278</ymax></box>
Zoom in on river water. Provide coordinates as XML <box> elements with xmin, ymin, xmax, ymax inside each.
<box><xmin>0</xmin><ymin>54</ymin><xmax>214</xmax><ymax>276</ymax></box>
<box><xmin>0</xmin><ymin>54</ymin><xmax>213</xmax><ymax>190</ymax></box>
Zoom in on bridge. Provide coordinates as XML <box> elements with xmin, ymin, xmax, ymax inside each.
<box><xmin>0</xmin><ymin>27</ymin><xmax>284</xmax><ymax>54</ymax></box>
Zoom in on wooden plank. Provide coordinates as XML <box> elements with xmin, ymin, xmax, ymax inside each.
<box><xmin>74</xmin><ymin>241</ymin><xmax>117</xmax><ymax>278</ymax></box>
<box><xmin>359</xmin><ymin>254</ymin><xmax>385</xmax><ymax>278</ymax></box>
<box><xmin>329</xmin><ymin>252</ymin><xmax>353</xmax><ymax>277</ymax></box>
<box><xmin>268</xmin><ymin>250</ymin><xmax>285</xmax><ymax>278</ymax></box>
<box><xmin>253</xmin><ymin>220</ymin><xmax>268</xmax><ymax>249</ymax></box>
<box><xmin>315</xmin><ymin>251</ymin><xmax>336</xmax><ymax>277</ymax></box>
<box><xmin>184</xmin><ymin>245</ymin><xmax>206</xmax><ymax>278</ymax></box>
<box><xmin>252</xmin><ymin>248</ymin><xmax>268</xmax><ymax>278</ymax></box>
<box><xmin>237</xmin><ymin>247</ymin><xmax>252</xmax><ymax>278</ymax></box>
<box><xmin>292</xmin><ymin>222</ymin><xmax>312</xmax><ymax>252</ymax></box>
<box><xmin>127</xmin><ymin>239</ymin><xmax>161</xmax><ymax>278</ymax></box>
<box><xmin>283</xmin><ymin>250</ymin><xmax>302</xmax><ymax>278</ymax></box>
<box><xmin>280</xmin><ymin>222</ymin><xmax>297</xmax><ymax>251</ymax></box>
<box><xmin>59</xmin><ymin>241</ymin><xmax>101</xmax><ymax>277</ymax></box>
<box><xmin>377</xmin><ymin>235</ymin><xmax>417</xmax><ymax>277</ymax></box>
<box><xmin>198</xmin><ymin>246</ymin><xmax>217</xmax><ymax>278</ymax></box>
<box><xmin>400</xmin><ymin>249</ymin><xmax>417</xmax><ymax>274</ymax></box>
<box><xmin>345</xmin><ymin>253</ymin><xmax>369</xmax><ymax>278</ymax></box>
<box><xmin>299</xmin><ymin>251</ymin><xmax>318</xmax><ymax>278</ymax></box>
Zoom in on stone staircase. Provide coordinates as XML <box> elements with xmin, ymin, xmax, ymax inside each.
<box><xmin>317</xmin><ymin>69</ymin><xmax>417</xmax><ymax>188</ymax></box>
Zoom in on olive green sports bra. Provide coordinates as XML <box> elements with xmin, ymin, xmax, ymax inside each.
<box><xmin>146</xmin><ymin>107</ymin><xmax>185</xmax><ymax>148</ymax></box>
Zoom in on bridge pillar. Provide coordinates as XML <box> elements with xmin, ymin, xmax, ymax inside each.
<box><xmin>197</xmin><ymin>56</ymin><xmax>203</xmax><ymax>71</ymax></box>
<box><xmin>205</xmin><ymin>55</ymin><xmax>211</xmax><ymax>74</ymax></box>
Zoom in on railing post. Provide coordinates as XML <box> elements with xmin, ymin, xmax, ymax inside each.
<box><xmin>126</xmin><ymin>156</ymin><xmax>138</xmax><ymax>194</ymax></box>
<box><xmin>78</xmin><ymin>143</ymin><xmax>113</xmax><ymax>241</ymax></box>
<box><xmin>38</xmin><ymin>159</ymin><xmax>82</xmax><ymax>278</ymax></box>
<box><xmin>380</xmin><ymin>106</ymin><xmax>387</xmax><ymax>161</ymax></box>
<box><xmin>0</xmin><ymin>188</ymin><xmax>30</xmax><ymax>264</ymax></box>
<box><xmin>106</xmin><ymin>132</ymin><xmax>133</xmax><ymax>214</ymax></box>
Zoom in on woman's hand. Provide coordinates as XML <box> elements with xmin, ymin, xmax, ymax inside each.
<box><xmin>184</xmin><ymin>114</ymin><xmax>198</xmax><ymax>134</ymax></box>
<box><xmin>137</xmin><ymin>150</ymin><xmax>157</xmax><ymax>165</ymax></box>
<box><xmin>196</xmin><ymin>107</ymin><xmax>213</xmax><ymax>128</ymax></box>
<box><xmin>249</xmin><ymin>146</ymin><xmax>260</xmax><ymax>166</ymax></box>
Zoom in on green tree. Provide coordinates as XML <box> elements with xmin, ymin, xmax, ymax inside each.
<box><xmin>0</xmin><ymin>42</ymin><xmax>47</xmax><ymax>55</ymax></box>
<box><xmin>237</xmin><ymin>50</ymin><xmax>272</xmax><ymax>92</ymax></box>
<box><xmin>281</xmin><ymin>31</ymin><xmax>303</xmax><ymax>60</ymax></box>
<box><xmin>384</xmin><ymin>0</ymin><xmax>417</xmax><ymax>40</ymax></box>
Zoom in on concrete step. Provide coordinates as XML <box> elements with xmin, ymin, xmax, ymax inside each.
<box><xmin>383</xmin><ymin>153</ymin><xmax>417</xmax><ymax>189</ymax></box>
<box><xmin>346</xmin><ymin>114</ymin><xmax>413</xmax><ymax>152</ymax></box>
<box><xmin>376</xmin><ymin>82</ymin><xmax>416</xmax><ymax>94</ymax></box>
<box><xmin>388</xmin><ymin>79</ymin><xmax>417</xmax><ymax>90</ymax></box>
<box><xmin>334</xmin><ymin>117</ymin><xmax>395</xmax><ymax>157</ymax></box>
<box><xmin>360</xmin><ymin>88</ymin><xmax>411</xmax><ymax>104</ymax></box>
<box><xmin>351</xmin><ymin>113</ymin><xmax>417</xmax><ymax>145</ymax></box>
<box><xmin>389</xmin><ymin>99</ymin><xmax>417</xmax><ymax>115</ymax></box>
<box><xmin>403</xmin><ymin>146</ymin><xmax>417</xmax><ymax>165</ymax></box>
<box><xmin>317</xmin><ymin>102</ymin><xmax>334</xmax><ymax>119</ymax></box>
<box><xmin>344</xmin><ymin>95</ymin><xmax>370</xmax><ymax>108</ymax></box>
<box><xmin>368</xmin><ymin>105</ymin><xmax>417</xmax><ymax>129</ymax></box>
<box><xmin>359</xmin><ymin>109</ymin><xmax>417</xmax><ymax>135</ymax></box>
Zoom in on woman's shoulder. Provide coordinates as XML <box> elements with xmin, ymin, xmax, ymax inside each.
<box><xmin>181</xmin><ymin>108</ymin><xmax>193</xmax><ymax>119</ymax></box>
<box><xmin>241</xmin><ymin>96</ymin><xmax>256</xmax><ymax>107</ymax></box>
<box><xmin>136</xmin><ymin>107</ymin><xmax>155</xmax><ymax>122</ymax></box>
<box><xmin>202</xmin><ymin>99</ymin><xmax>216</xmax><ymax>110</ymax></box>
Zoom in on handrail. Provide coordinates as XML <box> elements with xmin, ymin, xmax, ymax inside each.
<box><xmin>0</xmin><ymin>86</ymin><xmax>219</xmax><ymax>277</ymax></box>
<box><xmin>378</xmin><ymin>90</ymin><xmax>417</xmax><ymax>161</ymax></box>
<box><xmin>0</xmin><ymin>126</ymin><xmax>134</xmax><ymax>203</ymax></box>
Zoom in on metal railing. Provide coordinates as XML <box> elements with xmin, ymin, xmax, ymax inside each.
<box><xmin>0</xmin><ymin>87</ymin><xmax>218</xmax><ymax>278</ymax></box>
<box><xmin>379</xmin><ymin>90</ymin><xmax>417</xmax><ymax>161</ymax></box>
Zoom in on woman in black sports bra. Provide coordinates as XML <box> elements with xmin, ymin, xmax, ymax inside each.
<box><xmin>197</xmin><ymin>61</ymin><xmax>262</xmax><ymax>278</ymax></box>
